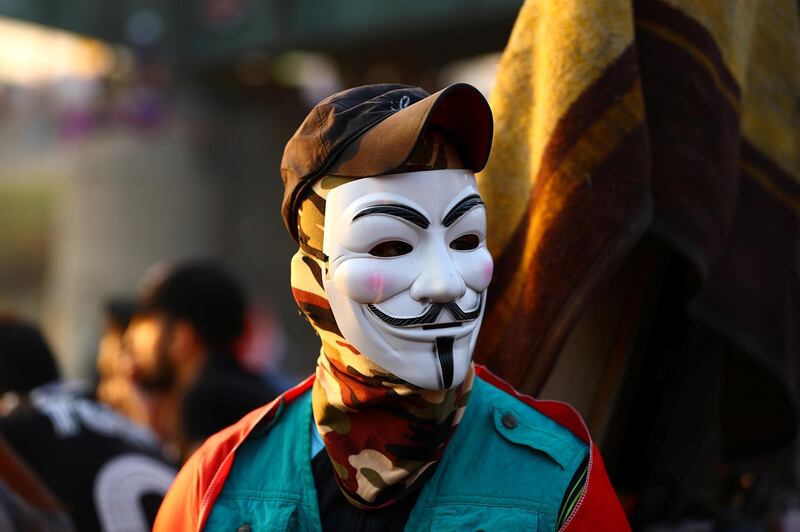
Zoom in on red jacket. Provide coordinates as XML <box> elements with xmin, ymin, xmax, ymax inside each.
<box><xmin>154</xmin><ymin>365</ymin><xmax>630</xmax><ymax>531</ymax></box>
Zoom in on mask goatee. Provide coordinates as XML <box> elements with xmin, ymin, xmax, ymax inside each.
<box><xmin>435</xmin><ymin>336</ymin><xmax>455</xmax><ymax>389</ymax></box>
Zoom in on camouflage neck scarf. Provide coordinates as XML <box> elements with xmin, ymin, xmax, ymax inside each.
<box><xmin>291</xmin><ymin>128</ymin><xmax>474</xmax><ymax>509</ymax></box>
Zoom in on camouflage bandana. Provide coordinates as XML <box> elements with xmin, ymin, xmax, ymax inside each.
<box><xmin>291</xmin><ymin>128</ymin><xmax>475</xmax><ymax>509</ymax></box>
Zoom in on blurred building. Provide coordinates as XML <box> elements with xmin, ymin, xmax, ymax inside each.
<box><xmin>0</xmin><ymin>0</ymin><xmax>519</xmax><ymax>379</ymax></box>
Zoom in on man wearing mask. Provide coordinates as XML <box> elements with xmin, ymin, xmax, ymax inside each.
<box><xmin>155</xmin><ymin>84</ymin><xmax>629</xmax><ymax>530</ymax></box>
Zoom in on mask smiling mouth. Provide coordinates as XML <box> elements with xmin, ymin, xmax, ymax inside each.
<box><xmin>365</xmin><ymin>294</ymin><xmax>482</xmax><ymax>329</ymax></box>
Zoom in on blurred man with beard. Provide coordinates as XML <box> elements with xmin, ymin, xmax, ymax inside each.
<box><xmin>125</xmin><ymin>261</ymin><xmax>278</xmax><ymax>459</ymax></box>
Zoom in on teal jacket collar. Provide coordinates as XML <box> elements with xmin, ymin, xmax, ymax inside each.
<box><xmin>154</xmin><ymin>365</ymin><xmax>630</xmax><ymax>531</ymax></box>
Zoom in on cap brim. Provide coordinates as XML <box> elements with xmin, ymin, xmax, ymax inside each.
<box><xmin>327</xmin><ymin>83</ymin><xmax>493</xmax><ymax>177</ymax></box>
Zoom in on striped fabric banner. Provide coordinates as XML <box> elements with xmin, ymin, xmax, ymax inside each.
<box><xmin>476</xmin><ymin>0</ymin><xmax>800</xmax><ymax>395</ymax></box>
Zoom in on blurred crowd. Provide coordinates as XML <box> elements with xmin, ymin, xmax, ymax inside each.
<box><xmin>0</xmin><ymin>259</ymin><xmax>288</xmax><ymax>531</ymax></box>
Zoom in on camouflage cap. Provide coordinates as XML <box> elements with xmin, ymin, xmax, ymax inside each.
<box><xmin>280</xmin><ymin>82</ymin><xmax>493</xmax><ymax>242</ymax></box>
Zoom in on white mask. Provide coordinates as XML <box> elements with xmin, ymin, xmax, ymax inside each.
<box><xmin>322</xmin><ymin>169</ymin><xmax>493</xmax><ymax>390</ymax></box>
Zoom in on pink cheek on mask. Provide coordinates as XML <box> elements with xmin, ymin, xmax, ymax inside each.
<box><xmin>482</xmin><ymin>260</ymin><xmax>494</xmax><ymax>286</ymax></box>
<box><xmin>364</xmin><ymin>271</ymin><xmax>386</xmax><ymax>300</ymax></box>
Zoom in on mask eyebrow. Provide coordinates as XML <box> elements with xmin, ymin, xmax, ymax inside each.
<box><xmin>442</xmin><ymin>194</ymin><xmax>484</xmax><ymax>227</ymax></box>
<box><xmin>352</xmin><ymin>204</ymin><xmax>430</xmax><ymax>229</ymax></box>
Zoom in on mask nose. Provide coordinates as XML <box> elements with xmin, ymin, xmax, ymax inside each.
<box><xmin>409</xmin><ymin>243</ymin><xmax>466</xmax><ymax>304</ymax></box>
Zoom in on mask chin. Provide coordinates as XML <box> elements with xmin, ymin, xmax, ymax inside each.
<box><xmin>364</xmin><ymin>332</ymin><xmax>476</xmax><ymax>390</ymax></box>
<box><xmin>325</xmin><ymin>291</ymin><xmax>484</xmax><ymax>390</ymax></box>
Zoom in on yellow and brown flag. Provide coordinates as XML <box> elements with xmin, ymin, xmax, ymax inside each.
<box><xmin>476</xmin><ymin>0</ymin><xmax>800</xmax><ymax>395</ymax></box>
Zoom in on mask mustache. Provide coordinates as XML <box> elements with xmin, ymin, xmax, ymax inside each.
<box><xmin>366</xmin><ymin>294</ymin><xmax>482</xmax><ymax>328</ymax></box>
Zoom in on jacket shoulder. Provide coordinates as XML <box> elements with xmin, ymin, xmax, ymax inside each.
<box><xmin>473</xmin><ymin>365</ymin><xmax>630</xmax><ymax>531</ymax></box>
<box><xmin>153</xmin><ymin>375</ymin><xmax>315</xmax><ymax>532</ymax></box>
<box><xmin>475</xmin><ymin>373</ymin><xmax>588</xmax><ymax>471</ymax></box>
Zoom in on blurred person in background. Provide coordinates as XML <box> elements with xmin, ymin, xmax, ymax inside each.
<box><xmin>95</xmin><ymin>299</ymin><xmax>150</xmax><ymax>424</ymax></box>
<box><xmin>236</xmin><ymin>305</ymin><xmax>297</xmax><ymax>396</ymax></box>
<box><xmin>0</xmin><ymin>434</ymin><xmax>75</xmax><ymax>532</ymax></box>
<box><xmin>125</xmin><ymin>260</ymin><xmax>279</xmax><ymax>460</ymax></box>
<box><xmin>0</xmin><ymin>313</ymin><xmax>60</xmax><ymax>414</ymax></box>
<box><xmin>0</xmin><ymin>315</ymin><xmax>176</xmax><ymax>532</ymax></box>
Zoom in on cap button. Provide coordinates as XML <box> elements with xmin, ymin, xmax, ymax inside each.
<box><xmin>501</xmin><ymin>413</ymin><xmax>517</xmax><ymax>429</ymax></box>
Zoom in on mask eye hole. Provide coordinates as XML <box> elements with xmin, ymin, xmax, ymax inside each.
<box><xmin>450</xmin><ymin>234</ymin><xmax>480</xmax><ymax>251</ymax></box>
<box><xmin>368</xmin><ymin>240</ymin><xmax>413</xmax><ymax>257</ymax></box>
